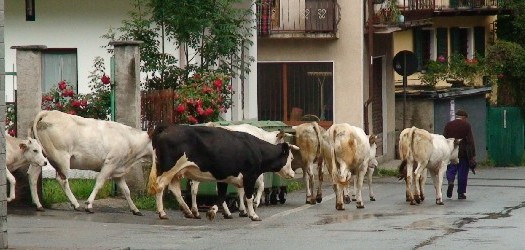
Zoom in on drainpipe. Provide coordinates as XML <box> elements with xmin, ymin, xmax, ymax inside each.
<box><xmin>110</xmin><ymin>56</ymin><xmax>116</xmax><ymax>122</ymax></box>
<box><xmin>364</xmin><ymin>0</ymin><xmax>374</xmax><ymax>135</ymax></box>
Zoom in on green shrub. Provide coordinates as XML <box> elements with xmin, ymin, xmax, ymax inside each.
<box><xmin>42</xmin><ymin>179</ymin><xmax>113</xmax><ymax>208</ymax></box>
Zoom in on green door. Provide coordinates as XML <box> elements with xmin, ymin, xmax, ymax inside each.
<box><xmin>487</xmin><ymin>107</ymin><xmax>525</xmax><ymax>166</ymax></box>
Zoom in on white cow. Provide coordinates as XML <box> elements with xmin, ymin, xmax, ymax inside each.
<box><xmin>292</xmin><ymin>122</ymin><xmax>326</xmax><ymax>204</ymax></box>
<box><xmin>321</xmin><ymin>123</ymin><xmax>374</xmax><ymax>210</ymax></box>
<box><xmin>348</xmin><ymin>134</ymin><xmax>378</xmax><ymax>203</ymax></box>
<box><xmin>189</xmin><ymin>123</ymin><xmax>289</xmax><ymax>218</ymax></box>
<box><xmin>5</xmin><ymin>135</ymin><xmax>48</xmax><ymax>205</ymax></box>
<box><xmin>31</xmin><ymin>110</ymin><xmax>153</xmax><ymax>215</ymax></box>
<box><xmin>398</xmin><ymin>126</ymin><xmax>460</xmax><ymax>205</ymax></box>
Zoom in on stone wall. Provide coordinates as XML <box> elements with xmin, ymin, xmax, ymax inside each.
<box><xmin>0</xmin><ymin>0</ymin><xmax>7</xmax><ymax>247</ymax></box>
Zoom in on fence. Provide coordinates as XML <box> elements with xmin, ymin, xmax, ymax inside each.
<box><xmin>140</xmin><ymin>89</ymin><xmax>177</xmax><ymax>131</ymax></box>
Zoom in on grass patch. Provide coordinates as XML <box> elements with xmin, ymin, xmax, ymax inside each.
<box><xmin>133</xmin><ymin>194</ymin><xmax>180</xmax><ymax>211</ymax></box>
<box><xmin>42</xmin><ymin>178</ymin><xmax>113</xmax><ymax>208</ymax></box>
<box><xmin>375</xmin><ymin>168</ymin><xmax>400</xmax><ymax>177</ymax></box>
<box><xmin>287</xmin><ymin>180</ymin><xmax>304</xmax><ymax>193</ymax></box>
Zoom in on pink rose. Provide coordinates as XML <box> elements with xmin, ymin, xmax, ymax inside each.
<box><xmin>214</xmin><ymin>79</ymin><xmax>222</xmax><ymax>89</ymax></box>
<box><xmin>438</xmin><ymin>55</ymin><xmax>446</xmax><ymax>63</ymax></box>
<box><xmin>176</xmin><ymin>104</ymin><xmax>186</xmax><ymax>113</ymax></box>
<box><xmin>58</xmin><ymin>81</ymin><xmax>67</xmax><ymax>90</ymax></box>
<box><xmin>101</xmin><ymin>74</ymin><xmax>111</xmax><ymax>85</ymax></box>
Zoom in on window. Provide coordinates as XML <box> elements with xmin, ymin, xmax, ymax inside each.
<box><xmin>450</xmin><ymin>27</ymin><xmax>474</xmax><ymax>58</ymax></box>
<box><xmin>414</xmin><ymin>28</ymin><xmax>434</xmax><ymax>70</ymax></box>
<box><xmin>42</xmin><ymin>49</ymin><xmax>78</xmax><ymax>93</ymax></box>
<box><xmin>257</xmin><ymin>62</ymin><xmax>333</xmax><ymax>124</ymax></box>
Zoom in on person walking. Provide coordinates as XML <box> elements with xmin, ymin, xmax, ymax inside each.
<box><xmin>444</xmin><ymin>109</ymin><xmax>476</xmax><ymax>200</ymax></box>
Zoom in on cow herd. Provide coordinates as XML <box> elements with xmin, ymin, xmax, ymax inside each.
<box><xmin>4</xmin><ymin>110</ymin><xmax>461</xmax><ymax>222</ymax></box>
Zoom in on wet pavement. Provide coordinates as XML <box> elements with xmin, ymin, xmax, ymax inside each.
<box><xmin>6</xmin><ymin>166</ymin><xmax>525</xmax><ymax>249</ymax></box>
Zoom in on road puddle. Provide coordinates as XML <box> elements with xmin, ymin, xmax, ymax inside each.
<box><xmin>315</xmin><ymin>212</ymin><xmax>405</xmax><ymax>225</ymax></box>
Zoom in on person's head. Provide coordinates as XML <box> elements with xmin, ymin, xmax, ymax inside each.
<box><xmin>455</xmin><ymin>109</ymin><xmax>468</xmax><ymax>119</ymax></box>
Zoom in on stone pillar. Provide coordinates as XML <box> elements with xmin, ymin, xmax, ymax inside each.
<box><xmin>0</xmin><ymin>1</ymin><xmax>7</xmax><ymax>247</ymax></box>
<box><xmin>8</xmin><ymin>46</ymin><xmax>46</xmax><ymax>208</ymax></box>
<box><xmin>109</xmin><ymin>41</ymin><xmax>145</xmax><ymax>193</ymax></box>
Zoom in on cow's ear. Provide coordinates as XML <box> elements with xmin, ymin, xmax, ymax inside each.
<box><xmin>454</xmin><ymin>139</ymin><xmax>462</xmax><ymax>145</ymax></box>
<box><xmin>276</xmin><ymin>130</ymin><xmax>285</xmax><ymax>139</ymax></box>
<box><xmin>19</xmin><ymin>143</ymin><xmax>28</xmax><ymax>151</ymax></box>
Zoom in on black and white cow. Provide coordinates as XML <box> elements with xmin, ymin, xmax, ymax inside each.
<box><xmin>147</xmin><ymin>124</ymin><xmax>297</xmax><ymax>221</ymax></box>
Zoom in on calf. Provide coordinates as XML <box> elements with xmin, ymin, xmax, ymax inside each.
<box><xmin>5</xmin><ymin>135</ymin><xmax>48</xmax><ymax>204</ymax></box>
<box><xmin>292</xmin><ymin>122</ymin><xmax>325</xmax><ymax>204</ymax></box>
<box><xmin>398</xmin><ymin>126</ymin><xmax>460</xmax><ymax>205</ymax></box>
<box><xmin>147</xmin><ymin>124</ymin><xmax>297</xmax><ymax>221</ymax></box>
<box><xmin>321</xmin><ymin>123</ymin><xmax>374</xmax><ymax>210</ymax></box>
<box><xmin>31</xmin><ymin>110</ymin><xmax>153</xmax><ymax>214</ymax></box>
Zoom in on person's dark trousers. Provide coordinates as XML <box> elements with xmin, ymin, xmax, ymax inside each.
<box><xmin>446</xmin><ymin>158</ymin><xmax>470</xmax><ymax>194</ymax></box>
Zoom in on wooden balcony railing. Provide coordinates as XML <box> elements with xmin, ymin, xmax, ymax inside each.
<box><xmin>257</xmin><ymin>0</ymin><xmax>340</xmax><ymax>39</ymax></box>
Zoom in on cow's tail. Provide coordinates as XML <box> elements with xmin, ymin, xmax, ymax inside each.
<box><xmin>397</xmin><ymin>160</ymin><xmax>407</xmax><ymax>180</ymax></box>
<box><xmin>147</xmin><ymin>149</ymin><xmax>159</xmax><ymax>195</ymax></box>
<box><xmin>397</xmin><ymin>126</ymin><xmax>417</xmax><ymax>180</ymax></box>
<box><xmin>30</xmin><ymin>110</ymin><xmax>48</xmax><ymax>155</ymax></box>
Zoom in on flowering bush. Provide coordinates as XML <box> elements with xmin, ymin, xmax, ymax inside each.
<box><xmin>421</xmin><ymin>53</ymin><xmax>486</xmax><ymax>86</ymax></box>
<box><xmin>173</xmin><ymin>71</ymin><xmax>233</xmax><ymax>124</ymax></box>
<box><xmin>6</xmin><ymin>57</ymin><xmax>112</xmax><ymax>135</ymax></box>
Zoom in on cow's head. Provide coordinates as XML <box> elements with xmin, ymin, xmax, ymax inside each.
<box><xmin>275</xmin><ymin>143</ymin><xmax>299</xmax><ymax>179</ymax></box>
<box><xmin>20</xmin><ymin>138</ymin><xmax>48</xmax><ymax>167</ymax></box>
<box><xmin>449</xmin><ymin>138</ymin><xmax>462</xmax><ymax>164</ymax></box>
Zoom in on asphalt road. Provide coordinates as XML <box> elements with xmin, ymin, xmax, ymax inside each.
<box><xmin>6</xmin><ymin>167</ymin><xmax>525</xmax><ymax>250</ymax></box>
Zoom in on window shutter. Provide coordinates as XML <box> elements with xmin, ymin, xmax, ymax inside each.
<box><xmin>436</xmin><ymin>28</ymin><xmax>448</xmax><ymax>60</ymax></box>
<box><xmin>413</xmin><ymin>28</ymin><xmax>423</xmax><ymax>71</ymax></box>
<box><xmin>474</xmin><ymin>26</ymin><xmax>486</xmax><ymax>57</ymax></box>
<box><xmin>450</xmin><ymin>27</ymin><xmax>460</xmax><ymax>55</ymax></box>
<box><xmin>450</xmin><ymin>0</ymin><xmax>459</xmax><ymax>8</ymax></box>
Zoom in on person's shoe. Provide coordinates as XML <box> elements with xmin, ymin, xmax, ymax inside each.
<box><xmin>458</xmin><ymin>193</ymin><xmax>467</xmax><ymax>200</ymax></box>
<box><xmin>447</xmin><ymin>184</ymin><xmax>454</xmax><ymax>198</ymax></box>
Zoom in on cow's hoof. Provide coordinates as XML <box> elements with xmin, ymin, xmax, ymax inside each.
<box><xmin>249</xmin><ymin>216</ymin><xmax>262</xmax><ymax>221</ymax></box>
<box><xmin>308</xmin><ymin>199</ymin><xmax>316</xmax><ymax>205</ymax></box>
<box><xmin>370</xmin><ymin>197</ymin><xmax>376</xmax><ymax>201</ymax></box>
<box><xmin>316</xmin><ymin>195</ymin><xmax>323</xmax><ymax>203</ymax></box>
<box><xmin>223</xmin><ymin>214</ymin><xmax>233</xmax><ymax>219</ymax></box>
<box><xmin>191</xmin><ymin>208</ymin><xmax>201</xmax><ymax>219</ymax></box>
<box><xmin>206</xmin><ymin>210</ymin><xmax>216</xmax><ymax>221</ymax></box>
<box><xmin>436</xmin><ymin>199</ymin><xmax>444</xmax><ymax>205</ymax></box>
<box><xmin>73</xmin><ymin>205</ymin><xmax>82</xmax><ymax>211</ymax></box>
<box><xmin>132</xmin><ymin>210</ymin><xmax>143</xmax><ymax>216</ymax></box>
<box><xmin>421</xmin><ymin>195</ymin><xmax>425</xmax><ymax>201</ymax></box>
<box><xmin>351</xmin><ymin>196</ymin><xmax>357</xmax><ymax>202</ymax></box>
<box><xmin>85</xmin><ymin>208</ymin><xmax>94</xmax><ymax>214</ymax></box>
<box><xmin>158</xmin><ymin>213</ymin><xmax>169</xmax><ymax>220</ymax></box>
<box><xmin>336</xmin><ymin>203</ymin><xmax>345</xmax><ymax>211</ymax></box>
<box><xmin>343</xmin><ymin>195</ymin><xmax>351</xmax><ymax>204</ymax></box>
<box><xmin>36</xmin><ymin>206</ymin><xmax>45</xmax><ymax>212</ymax></box>
<box><xmin>356</xmin><ymin>202</ymin><xmax>365</xmax><ymax>209</ymax></box>
<box><xmin>184</xmin><ymin>213</ymin><xmax>195</xmax><ymax>219</ymax></box>
<box><xmin>239</xmin><ymin>211</ymin><xmax>248</xmax><ymax>217</ymax></box>
<box><xmin>415</xmin><ymin>196</ymin><xmax>421</xmax><ymax>204</ymax></box>
<box><xmin>410</xmin><ymin>200</ymin><xmax>416</xmax><ymax>205</ymax></box>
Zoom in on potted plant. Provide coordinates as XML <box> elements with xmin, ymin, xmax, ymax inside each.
<box><xmin>420</xmin><ymin>53</ymin><xmax>486</xmax><ymax>87</ymax></box>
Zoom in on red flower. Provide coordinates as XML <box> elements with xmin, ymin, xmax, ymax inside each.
<box><xmin>214</xmin><ymin>79</ymin><xmax>223</xmax><ymax>89</ymax></box>
<box><xmin>58</xmin><ymin>81</ymin><xmax>67</xmax><ymax>90</ymax></box>
<box><xmin>67</xmin><ymin>110</ymin><xmax>77</xmax><ymax>115</ymax></box>
<box><xmin>204</xmin><ymin>107</ymin><xmax>214</xmax><ymax>116</ymax></box>
<box><xmin>195</xmin><ymin>99</ymin><xmax>203</xmax><ymax>107</ymax></box>
<box><xmin>101</xmin><ymin>74</ymin><xmax>111</xmax><ymax>85</ymax></box>
<box><xmin>8</xmin><ymin>130</ymin><xmax>16</xmax><ymax>137</ymax></box>
<box><xmin>176</xmin><ymin>104</ymin><xmax>186</xmax><ymax>113</ymax></box>
<box><xmin>197</xmin><ymin>106</ymin><xmax>205</xmax><ymax>116</ymax></box>
<box><xmin>193</xmin><ymin>73</ymin><xmax>201</xmax><ymax>80</ymax></box>
<box><xmin>438</xmin><ymin>55</ymin><xmax>446</xmax><ymax>63</ymax></box>
<box><xmin>71</xmin><ymin>100</ymin><xmax>81</xmax><ymax>108</ymax></box>
<box><xmin>62</xmin><ymin>89</ymin><xmax>74</xmax><ymax>97</ymax></box>
<box><xmin>187</xmin><ymin>116</ymin><xmax>198</xmax><ymax>124</ymax></box>
<box><xmin>55</xmin><ymin>103</ymin><xmax>63</xmax><ymax>109</ymax></box>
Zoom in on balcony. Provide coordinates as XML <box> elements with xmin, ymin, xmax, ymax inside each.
<box><xmin>434</xmin><ymin>0</ymin><xmax>512</xmax><ymax>16</ymax></box>
<box><xmin>257</xmin><ymin>0</ymin><xmax>340</xmax><ymax>39</ymax></box>
<box><xmin>373</xmin><ymin>0</ymin><xmax>435</xmax><ymax>32</ymax></box>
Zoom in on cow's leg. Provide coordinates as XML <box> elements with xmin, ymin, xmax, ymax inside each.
<box><xmin>355</xmin><ymin>167</ymin><xmax>366</xmax><ymax>209</ymax></box>
<box><xmin>367</xmin><ymin>166</ymin><xmax>376</xmax><ymax>201</ymax></box>
<box><xmin>243</xmin><ymin>176</ymin><xmax>261</xmax><ymax>221</ymax></box>
<box><xmin>344</xmin><ymin>178</ymin><xmax>352</xmax><ymax>204</ymax></box>
<box><xmin>114</xmin><ymin>177</ymin><xmax>142</xmax><ymax>215</ymax></box>
<box><xmin>419</xmin><ymin>169</ymin><xmax>427</xmax><ymax>201</ymax></box>
<box><xmin>304</xmin><ymin>161</ymin><xmax>315</xmax><ymax>204</ymax></box>
<box><xmin>316</xmin><ymin>160</ymin><xmax>324</xmax><ymax>203</ymax></box>
<box><xmin>85</xmin><ymin>167</ymin><xmax>113</xmax><ymax>213</ymax></box>
<box><xmin>207</xmin><ymin>182</ymin><xmax>232</xmax><ymax>220</ymax></box>
<box><xmin>434</xmin><ymin>164</ymin><xmax>447</xmax><ymax>205</ymax></box>
<box><xmin>254</xmin><ymin>174</ymin><xmax>264</xmax><ymax>208</ymax></box>
<box><xmin>27</xmin><ymin>165</ymin><xmax>44</xmax><ymax>211</ymax></box>
<box><xmin>334</xmin><ymin>182</ymin><xmax>345</xmax><ymax>210</ymax></box>
<box><xmin>405</xmin><ymin>161</ymin><xmax>416</xmax><ymax>205</ymax></box>
<box><xmin>154</xmin><ymin>177</ymin><xmax>169</xmax><ymax>219</ymax></box>
<box><xmin>6</xmin><ymin>167</ymin><xmax>16</xmax><ymax>202</ymax></box>
<box><xmin>55</xmin><ymin>176</ymin><xmax>81</xmax><ymax>211</ymax></box>
<box><xmin>237</xmin><ymin>187</ymin><xmax>248</xmax><ymax>217</ymax></box>
<box><xmin>167</xmin><ymin>178</ymin><xmax>195</xmax><ymax>219</ymax></box>
<box><xmin>189</xmin><ymin>180</ymin><xmax>201</xmax><ymax>219</ymax></box>
<box><xmin>413</xmin><ymin>162</ymin><xmax>426</xmax><ymax>204</ymax></box>
<box><xmin>349</xmin><ymin>175</ymin><xmax>356</xmax><ymax>203</ymax></box>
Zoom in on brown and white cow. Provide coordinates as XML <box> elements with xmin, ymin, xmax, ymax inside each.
<box><xmin>321</xmin><ymin>123</ymin><xmax>375</xmax><ymax>210</ymax></box>
<box><xmin>398</xmin><ymin>126</ymin><xmax>461</xmax><ymax>205</ymax></box>
<box><xmin>189</xmin><ymin>123</ymin><xmax>290</xmax><ymax>218</ymax></box>
<box><xmin>292</xmin><ymin>122</ymin><xmax>326</xmax><ymax>204</ymax></box>
<box><xmin>31</xmin><ymin>110</ymin><xmax>153</xmax><ymax>215</ymax></box>
<box><xmin>5</xmin><ymin>135</ymin><xmax>48</xmax><ymax>205</ymax></box>
<box><xmin>147</xmin><ymin>124</ymin><xmax>297</xmax><ymax>221</ymax></box>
